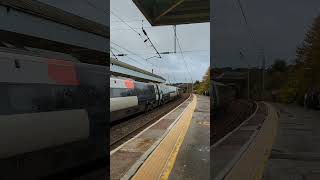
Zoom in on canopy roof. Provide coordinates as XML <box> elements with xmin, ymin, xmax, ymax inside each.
<box><xmin>0</xmin><ymin>0</ymin><xmax>108</xmax><ymax>65</ymax></box>
<box><xmin>110</xmin><ymin>58</ymin><xmax>166</xmax><ymax>83</ymax></box>
<box><xmin>132</xmin><ymin>0</ymin><xmax>209</xmax><ymax>26</ymax></box>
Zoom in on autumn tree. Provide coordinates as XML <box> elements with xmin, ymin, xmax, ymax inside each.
<box><xmin>295</xmin><ymin>15</ymin><xmax>320</xmax><ymax>99</ymax></box>
<box><xmin>278</xmin><ymin>14</ymin><xmax>320</xmax><ymax>104</ymax></box>
<box><xmin>194</xmin><ymin>67</ymin><xmax>210</xmax><ymax>94</ymax></box>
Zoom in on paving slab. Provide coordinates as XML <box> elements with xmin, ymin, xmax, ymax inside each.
<box><xmin>169</xmin><ymin>95</ymin><xmax>210</xmax><ymax>180</ymax></box>
<box><xmin>263</xmin><ymin>104</ymin><xmax>320</xmax><ymax>180</ymax></box>
<box><xmin>212</xmin><ymin>102</ymin><xmax>272</xmax><ymax>180</ymax></box>
<box><xmin>132</xmin><ymin>96</ymin><xmax>197</xmax><ymax>179</ymax></box>
<box><xmin>110</xmin><ymin>95</ymin><xmax>193</xmax><ymax>180</ymax></box>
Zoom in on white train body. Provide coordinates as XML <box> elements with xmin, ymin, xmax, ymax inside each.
<box><xmin>0</xmin><ymin>47</ymin><xmax>107</xmax><ymax>178</ymax></box>
<box><xmin>110</xmin><ymin>76</ymin><xmax>180</xmax><ymax>122</ymax></box>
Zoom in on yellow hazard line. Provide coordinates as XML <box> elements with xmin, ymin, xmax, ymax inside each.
<box><xmin>159</xmin><ymin>106</ymin><xmax>193</xmax><ymax>180</ymax></box>
<box><xmin>224</xmin><ymin>103</ymin><xmax>279</xmax><ymax>180</ymax></box>
<box><xmin>132</xmin><ymin>95</ymin><xmax>197</xmax><ymax>180</ymax></box>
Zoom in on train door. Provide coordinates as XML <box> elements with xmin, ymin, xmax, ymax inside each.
<box><xmin>157</xmin><ymin>84</ymin><xmax>163</xmax><ymax>105</ymax></box>
<box><xmin>153</xmin><ymin>84</ymin><xmax>160</xmax><ymax>107</ymax></box>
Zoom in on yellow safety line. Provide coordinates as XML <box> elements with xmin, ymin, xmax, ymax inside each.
<box><xmin>160</xmin><ymin>100</ymin><xmax>194</xmax><ymax>180</ymax></box>
<box><xmin>224</xmin><ymin>103</ymin><xmax>279</xmax><ymax>180</ymax></box>
<box><xmin>254</xmin><ymin>104</ymin><xmax>279</xmax><ymax>180</ymax></box>
<box><xmin>132</xmin><ymin>95</ymin><xmax>197</xmax><ymax>180</ymax></box>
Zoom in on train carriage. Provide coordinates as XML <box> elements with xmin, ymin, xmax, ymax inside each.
<box><xmin>157</xmin><ymin>84</ymin><xmax>178</xmax><ymax>104</ymax></box>
<box><xmin>110</xmin><ymin>77</ymin><xmax>158</xmax><ymax>122</ymax></box>
<box><xmin>110</xmin><ymin>77</ymin><xmax>180</xmax><ymax>122</ymax></box>
<box><xmin>0</xmin><ymin>47</ymin><xmax>107</xmax><ymax>179</ymax></box>
<box><xmin>211</xmin><ymin>81</ymin><xmax>236</xmax><ymax>112</ymax></box>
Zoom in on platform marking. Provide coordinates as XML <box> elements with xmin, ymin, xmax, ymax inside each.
<box><xmin>131</xmin><ymin>95</ymin><xmax>197</xmax><ymax>180</ymax></box>
<box><xmin>120</xmin><ymin>95</ymin><xmax>194</xmax><ymax>180</ymax></box>
<box><xmin>224</xmin><ymin>103</ymin><xmax>279</xmax><ymax>180</ymax></box>
<box><xmin>110</xmin><ymin>94</ymin><xmax>192</xmax><ymax>156</ymax></box>
<box><xmin>160</xmin><ymin>96</ymin><xmax>197</xmax><ymax>180</ymax></box>
<box><xmin>253</xmin><ymin>103</ymin><xmax>278</xmax><ymax>180</ymax></box>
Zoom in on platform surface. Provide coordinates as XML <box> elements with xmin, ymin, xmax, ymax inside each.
<box><xmin>169</xmin><ymin>95</ymin><xmax>210</xmax><ymax>180</ymax></box>
<box><xmin>263</xmin><ymin>104</ymin><xmax>320</xmax><ymax>180</ymax></box>
<box><xmin>110</xmin><ymin>96</ymin><xmax>193</xmax><ymax>180</ymax></box>
<box><xmin>212</xmin><ymin>102</ymin><xmax>275</xmax><ymax>180</ymax></box>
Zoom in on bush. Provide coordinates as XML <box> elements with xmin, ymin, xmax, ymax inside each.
<box><xmin>275</xmin><ymin>75</ymin><xmax>299</xmax><ymax>104</ymax></box>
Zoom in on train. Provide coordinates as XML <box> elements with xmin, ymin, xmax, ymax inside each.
<box><xmin>211</xmin><ymin>80</ymin><xmax>237</xmax><ymax>113</ymax></box>
<box><xmin>0</xmin><ymin>47</ymin><xmax>107</xmax><ymax>179</ymax></box>
<box><xmin>110</xmin><ymin>76</ymin><xmax>181</xmax><ymax>122</ymax></box>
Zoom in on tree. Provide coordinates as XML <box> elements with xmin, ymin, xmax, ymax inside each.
<box><xmin>296</xmin><ymin>15</ymin><xmax>320</xmax><ymax>88</ymax></box>
<box><xmin>194</xmin><ymin>67</ymin><xmax>210</xmax><ymax>95</ymax></box>
<box><xmin>279</xmin><ymin>14</ymin><xmax>320</xmax><ymax>104</ymax></box>
<box><xmin>270</xmin><ymin>59</ymin><xmax>287</xmax><ymax>73</ymax></box>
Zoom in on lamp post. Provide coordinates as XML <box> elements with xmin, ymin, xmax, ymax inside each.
<box><xmin>260</xmin><ymin>49</ymin><xmax>266</xmax><ymax>101</ymax></box>
<box><xmin>240</xmin><ymin>50</ymin><xmax>250</xmax><ymax>100</ymax></box>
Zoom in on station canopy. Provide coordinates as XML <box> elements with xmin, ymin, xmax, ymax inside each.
<box><xmin>110</xmin><ymin>58</ymin><xmax>166</xmax><ymax>83</ymax></box>
<box><xmin>132</xmin><ymin>0</ymin><xmax>209</xmax><ymax>26</ymax></box>
<box><xmin>0</xmin><ymin>0</ymin><xmax>108</xmax><ymax>65</ymax></box>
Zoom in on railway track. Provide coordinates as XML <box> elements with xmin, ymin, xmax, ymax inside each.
<box><xmin>211</xmin><ymin>100</ymin><xmax>257</xmax><ymax>145</ymax></box>
<box><xmin>110</xmin><ymin>94</ymin><xmax>190</xmax><ymax>151</ymax></box>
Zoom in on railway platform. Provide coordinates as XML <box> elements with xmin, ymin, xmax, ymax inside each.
<box><xmin>110</xmin><ymin>94</ymin><xmax>193</xmax><ymax>179</ymax></box>
<box><xmin>168</xmin><ymin>95</ymin><xmax>210</xmax><ymax>179</ymax></box>
<box><xmin>212</xmin><ymin>102</ymin><xmax>279</xmax><ymax>180</ymax></box>
<box><xmin>110</xmin><ymin>94</ymin><xmax>210</xmax><ymax>180</ymax></box>
<box><xmin>263</xmin><ymin>104</ymin><xmax>320</xmax><ymax>180</ymax></box>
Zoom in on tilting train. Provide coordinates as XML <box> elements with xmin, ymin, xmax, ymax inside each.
<box><xmin>0</xmin><ymin>47</ymin><xmax>107</xmax><ymax>179</ymax></box>
<box><xmin>211</xmin><ymin>80</ymin><xmax>236</xmax><ymax>113</ymax></box>
<box><xmin>110</xmin><ymin>76</ymin><xmax>180</xmax><ymax>122</ymax></box>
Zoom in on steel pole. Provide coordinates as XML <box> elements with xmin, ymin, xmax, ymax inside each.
<box><xmin>174</xmin><ymin>25</ymin><xmax>176</xmax><ymax>53</ymax></box>
<box><xmin>248</xmin><ymin>67</ymin><xmax>250</xmax><ymax>100</ymax></box>
<box><xmin>262</xmin><ymin>52</ymin><xmax>266</xmax><ymax>100</ymax></box>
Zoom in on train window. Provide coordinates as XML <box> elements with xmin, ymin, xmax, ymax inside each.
<box><xmin>54</xmin><ymin>87</ymin><xmax>76</xmax><ymax>109</ymax></box>
<box><xmin>126</xmin><ymin>89</ymin><xmax>135</xmax><ymax>96</ymax></box>
<box><xmin>134</xmin><ymin>82</ymin><xmax>144</xmax><ymax>96</ymax></box>
<box><xmin>147</xmin><ymin>85</ymin><xmax>155</xmax><ymax>94</ymax></box>
<box><xmin>110</xmin><ymin>88</ymin><xmax>135</xmax><ymax>98</ymax></box>
<box><xmin>110</xmin><ymin>88</ymin><xmax>120</xmax><ymax>98</ymax></box>
<box><xmin>0</xmin><ymin>86</ymin><xmax>10</xmax><ymax>114</ymax></box>
<box><xmin>154</xmin><ymin>85</ymin><xmax>158</xmax><ymax>94</ymax></box>
<box><xmin>8</xmin><ymin>86</ymin><xmax>37</xmax><ymax>112</ymax></box>
<box><xmin>73</xmin><ymin>86</ymin><xmax>97</xmax><ymax>107</ymax></box>
<box><xmin>120</xmin><ymin>89</ymin><xmax>128</xmax><ymax>97</ymax></box>
<box><xmin>8</xmin><ymin>85</ymin><xmax>84</xmax><ymax>113</ymax></box>
<box><xmin>32</xmin><ymin>86</ymin><xmax>56</xmax><ymax>111</ymax></box>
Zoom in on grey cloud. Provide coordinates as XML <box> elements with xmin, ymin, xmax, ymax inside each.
<box><xmin>111</xmin><ymin>0</ymin><xmax>210</xmax><ymax>83</ymax></box>
<box><xmin>213</xmin><ymin>0</ymin><xmax>320</xmax><ymax>68</ymax></box>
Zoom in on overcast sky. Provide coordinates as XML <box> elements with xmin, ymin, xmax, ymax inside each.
<box><xmin>110</xmin><ymin>0</ymin><xmax>210</xmax><ymax>83</ymax></box>
<box><xmin>36</xmin><ymin>0</ymin><xmax>209</xmax><ymax>82</ymax></box>
<box><xmin>213</xmin><ymin>0</ymin><xmax>320</xmax><ymax>68</ymax></box>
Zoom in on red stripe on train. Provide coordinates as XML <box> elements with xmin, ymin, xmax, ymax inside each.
<box><xmin>125</xmin><ymin>80</ymin><xmax>134</xmax><ymax>89</ymax></box>
<box><xmin>47</xmin><ymin>60</ymin><xmax>79</xmax><ymax>85</ymax></box>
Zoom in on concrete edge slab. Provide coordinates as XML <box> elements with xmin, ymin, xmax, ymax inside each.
<box><xmin>110</xmin><ymin>95</ymin><xmax>192</xmax><ymax>156</ymax></box>
<box><xmin>118</xmin><ymin>95</ymin><xmax>195</xmax><ymax>180</ymax></box>
<box><xmin>130</xmin><ymin>95</ymin><xmax>197</xmax><ymax>180</ymax></box>
<box><xmin>224</xmin><ymin>102</ymin><xmax>279</xmax><ymax>180</ymax></box>
<box><xmin>212</xmin><ymin>101</ymin><xmax>259</xmax><ymax>149</ymax></box>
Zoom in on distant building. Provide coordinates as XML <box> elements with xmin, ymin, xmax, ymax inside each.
<box><xmin>213</xmin><ymin>68</ymin><xmax>264</xmax><ymax>100</ymax></box>
<box><xmin>175</xmin><ymin>83</ymin><xmax>193</xmax><ymax>93</ymax></box>
<box><xmin>214</xmin><ymin>71</ymin><xmax>247</xmax><ymax>98</ymax></box>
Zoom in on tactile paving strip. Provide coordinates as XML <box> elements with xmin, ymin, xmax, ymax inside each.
<box><xmin>110</xmin><ymin>95</ymin><xmax>194</xmax><ymax>180</ymax></box>
<box><xmin>132</xmin><ymin>95</ymin><xmax>197</xmax><ymax>180</ymax></box>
